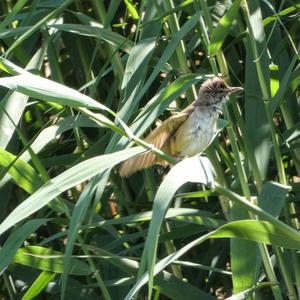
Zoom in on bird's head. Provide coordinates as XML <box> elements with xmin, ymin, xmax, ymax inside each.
<box><xmin>197</xmin><ymin>77</ymin><xmax>243</xmax><ymax>112</ymax></box>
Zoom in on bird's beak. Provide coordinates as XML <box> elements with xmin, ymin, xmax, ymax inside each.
<box><xmin>226</xmin><ymin>86</ymin><xmax>243</xmax><ymax>94</ymax></box>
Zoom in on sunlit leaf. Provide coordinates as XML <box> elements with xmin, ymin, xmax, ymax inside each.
<box><xmin>209</xmin><ymin>0</ymin><xmax>241</xmax><ymax>56</ymax></box>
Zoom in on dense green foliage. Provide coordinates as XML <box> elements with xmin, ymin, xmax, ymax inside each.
<box><xmin>0</xmin><ymin>0</ymin><xmax>300</xmax><ymax>299</ymax></box>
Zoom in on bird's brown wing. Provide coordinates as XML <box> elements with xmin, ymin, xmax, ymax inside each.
<box><xmin>119</xmin><ymin>106</ymin><xmax>194</xmax><ymax>177</ymax></box>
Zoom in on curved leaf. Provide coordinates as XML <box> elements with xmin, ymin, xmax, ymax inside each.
<box><xmin>138</xmin><ymin>156</ymin><xmax>215</xmax><ymax>296</ymax></box>
<box><xmin>126</xmin><ymin>219</ymin><xmax>300</xmax><ymax>299</ymax></box>
<box><xmin>0</xmin><ymin>74</ymin><xmax>104</xmax><ymax>110</ymax></box>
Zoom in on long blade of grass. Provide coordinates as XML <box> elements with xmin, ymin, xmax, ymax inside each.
<box><xmin>22</xmin><ymin>271</ymin><xmax>55</xmax><ymax>300</ymax></box>
<box><xmin>4</xmin><ymin>0</ymin><xmax>74</xmax><ymax>55</ymax></box>
<box><xmin>138</xmin><ymin>156</ymin><xmax>215</xmax><ymax>297</ymax></box>
<box><xmin>125</xmin><ymin>218</ymin><xmax>300</xmax><ymax>299</ymax></box>
<box><xmin>0</xmin><ymin>74</ymin><xmax>105</xmax><ymax>111</ymax></box>
<box><xmin>0</xmin><ymin>147</ymin><xmax>44</xmax><ymax>193</ymax></box>
<box><xmin>0</xmin><ymin>147</ymin><xmax>145</xmax><ymax>236</ymax></box>
<box><xmin>0</xmin><ymin>219</ymin><xmax>47</xmax><ymax>275</ymax></box>
<box><xmin>209</xmin><ymin>0</ymin><xmax>241</xmax><ymax>56</ymax></box>
<box><xmin>50</xmin><ymin>24</ymin><xmax>134</xmax><ymax>53</ymax></box>
<box><xmin>14</xmin><ymin>246</ymin><xmax>91</xmax><ymax>275</ymax></box>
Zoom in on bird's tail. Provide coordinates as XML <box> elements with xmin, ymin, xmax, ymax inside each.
<box><xmin>119</xmin><ymin>115</ymin><xmax>184</xmax><ymax>177</ymax></box>
<box><xmin>119</xmin><ymin>150</ymin><xmax>157</xmax><ymax>177</ymax></box>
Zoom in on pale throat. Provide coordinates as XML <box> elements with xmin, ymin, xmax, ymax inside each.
<box><xmin>209</xmin><ymin>97</ymin><xmax>226</xmax><ymax>114</ymax></box>
<box><xmin>197</xmin><ymin>94</ymin><xmax>227</xmax><ymax>115</ymax></box>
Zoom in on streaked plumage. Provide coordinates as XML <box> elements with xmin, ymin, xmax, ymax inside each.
<box><xmin>119</xmin><ymin>77</ymin><xmax>242</xmax><ymax>177</ymax></box>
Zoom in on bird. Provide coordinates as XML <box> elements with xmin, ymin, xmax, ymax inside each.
<box><xmin>119</xmin><ymin>76</ymin><xmax>243</xmax><ymax>177</ymax></box>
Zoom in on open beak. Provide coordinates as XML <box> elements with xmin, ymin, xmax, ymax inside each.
<box><xmin>226</xmin><ymin>86</ymin><xmax>243</xmax><ymax>94</ymax></box>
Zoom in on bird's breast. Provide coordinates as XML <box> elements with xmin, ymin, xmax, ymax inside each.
<box><xmin>171</xmin><ymin>109</ymin><xmax>218</xmax><ymax>157</ymax></box>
